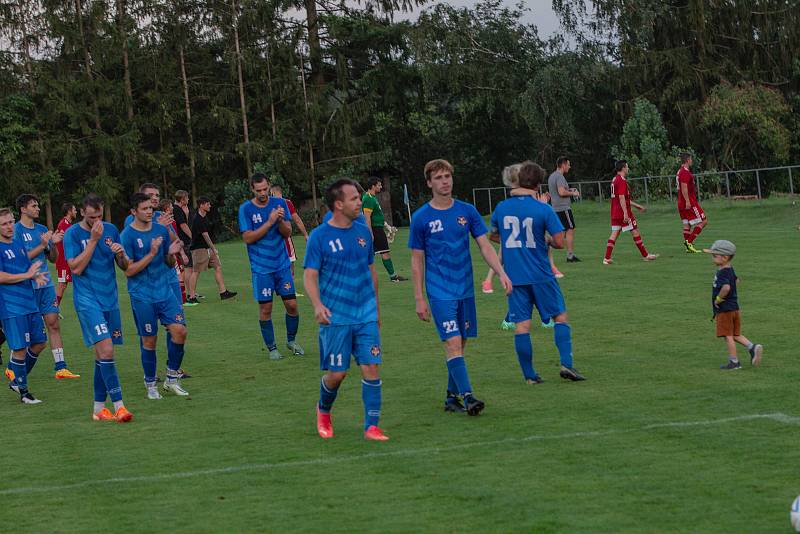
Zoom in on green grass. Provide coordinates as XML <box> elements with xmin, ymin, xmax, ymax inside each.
<box><xmin>3</xmin><ymin>198</ymin><xmax>799</xmax><ymax>532</ymax></box>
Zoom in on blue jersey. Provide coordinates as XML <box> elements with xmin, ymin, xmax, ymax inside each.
<box><xmin>63</xmin><ymin>222</ymin><xmax>121</xmax><ymax>312</ymax></box>
<box><xmin>120</xmin><ymin>223</ymin><xmax>174</xmax><ymax>302</ymax></box>
<box><xmin>490</xmin><ymin>196</ymin><xmax>565</xmax><ymax>285</ymax></box>
<box><xmin>323</xmin><ymin>210</ymin><xmax>367</xmax><ymax>226</ymax></box>
<box><xmin>238</xmin><ymin>198</ymin><xmax>291</xmax><ymax>274</ymax></box>
<box><xmin>303</xmin><ymin>222</ymin><xmax>377</xmax><ymax>325</ymax></box>
<box><xmin>408</xmin><ymin>200</ymin><xmax>487</xmax><ymax>301</ymax></box>
<box><xmin>13</xmin><ymin>221</ymin><xmax>53</xmax><ymax>288</ymax></box>
<box><xmin>0</xmin><ymin>239</ymin><xmax>39</xmax><ymax>319</ymax></box>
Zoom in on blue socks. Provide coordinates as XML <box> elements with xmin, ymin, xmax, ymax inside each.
<box><xmin>259</xmin><ymin>320</ymin><xmax>276</xmax><ymax>350</ymax></box>
<box><xmin>514</xmin><ymin>333</ymin><xmax>537</xmax><ymax>380</ymax></box>
<box><xmin>362</xmin><ymin>379</ymin><xmax>382</xmax><ymax>430</ymax></box>
<box><xmin>165</xmin><ymin>330</ymin><xmax>174</xmax><ymax>358</ymax></box>
<box><xmin>8</xmin><ymin>357</ymin><xmax>27</xmax><ymax>389</ymax></box>
<box><xmin>167</xmin><ymin>341</ymin><xmax>185</xmax><ymax>374</ymax></box>
<box><xmin>93</xmin><ymin>361</ymin><xmax>107</xmax><ymax>402</ymax></box>
<box><xmin>318</xmin><ymin>377</ymin><xmax>339</xmax><ymax>413</ymax></box>
<box><xmin>140</xmin><ymin>347</ymin><xmax>157</xmax><ymax>383</ymax></box>
<box><xmin>98</xmin><ymin>359</ymin><xmax>123</xmax><ymax>402</ymax></box>
<box><xmin>446</xmin><ymin>356</ymin><xmax>473</xmax><ymax>396</ymax></box>
<box><xmin>25</xmin><ymin>348</ymin><xmax>39</xmax><ymax>374</ymax></box>
<box><xmin>286</xmin><ymin>314</ymin><xmax>299</xmax><ymax>343</ymax></box>
<box><xmin>554</xmin><ymin>322</ymin><xmax>573</xmax><ymax>368</ymax></box>
<box><xmin>447</xmin><ymin>367</ymin><xmax>458</xmax><ymax>396</ymax></box>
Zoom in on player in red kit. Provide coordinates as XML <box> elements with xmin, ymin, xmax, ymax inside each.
<box><xmin>676</xmin><ymin>153</ymin><xmax>707</xmax><ymax>253</ymax></box>
<box><xmin>270</xmin><ymin>184</ymin><xmax>309</xmax><ymax>295</ymax></box>
<box><xmin>55</xmin><ymin>202</ymin><xmax>77</xmax><ymax>306</ymax></box>
<box><xmin>603</xmin><ymin>160</ymin><xmax>658</xmax><ymax>264</ymax></box>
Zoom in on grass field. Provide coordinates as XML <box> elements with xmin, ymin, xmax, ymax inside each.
<box><xmin>2</xmin><ymin>198</ymin><xmax>799</xmax><ymax>533</ymax></box>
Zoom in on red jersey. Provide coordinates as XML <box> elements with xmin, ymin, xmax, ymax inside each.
<box><xmin>284</xmin><ymin>198</ymin><xmax>297</xmax><ymax>216</ymax></box>
<box><xmin>55</xmin><ymin>217</ymin><xmax>72</xmax><ymax>272</ymax></box>
<box><xmin>676</xmin><ymin>166</ymin><xmax>697</xmax><ymax>210</ymax></box>
<box><xmin>283</xmin><ymin>198</ymin><xmax>297</xmax><ymax>257</ymax></box>
<box><xmin>610</xmin><ymin>174</ymin><xmax>632</xmax><ymax>222</ymax></box>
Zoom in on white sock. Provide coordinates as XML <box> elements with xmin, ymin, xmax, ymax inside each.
<box><xmin>94</xmin><ymin>402</ymin><xmax>106</xmax><ymax>414</ymax></box>
<box><xmin>52</xmin><ymin>348</ymin><xmax>65</xmax><ymax>364</ymax></box>
<box><xmin>113</xmin><ymin>400</ymin><xmax>124</xmax><ymax>411</ymax></box>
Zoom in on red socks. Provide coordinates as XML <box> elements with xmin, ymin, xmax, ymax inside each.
<box><xmin>687</xmin><ymin>225</ymin><xmax>703</xmax><ymax>243</ymax></box>
<box><xmin>604</xmin><ymin>239</ymin><xmax>616</xmax><ymax>261</ymax></box>
<box><xmin>633</xmin><ymin>235</ymin><xmax>648</xmax><ymax>257</ymax></box>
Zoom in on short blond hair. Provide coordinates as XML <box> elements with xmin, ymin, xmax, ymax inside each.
<box><xmin>424</xmin><ymin>159</ymin><xmax>454</xmax><ymax>181</ymax></box>
<box><xmin>0</xmin><ymin>207</ymin><xmax>12</xmax><ymax>218</ymax></box>
<box><xmin>502</xmin><ymin>164</ymin><xmax>521</xmax><ymax>188</ymax></box>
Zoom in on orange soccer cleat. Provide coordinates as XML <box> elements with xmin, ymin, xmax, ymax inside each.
<box><xmin>92</xmin><ymin>408</ymin><xmax>115</xmax><ymax>421</ymax></box>
<box><xmin>316</xmin><ymin>405</ymin><xmax>334</xmax><ymax>439</ymax></box>
<box><xmin>114</xmin><ymin>406</ymin><xmax>134</xmax><ymax>423</ymax></box>
<box><xmin>55</xmin><ymin>368</ymin><xmax>81</xmax><ymax>379</ymax></box>
<box><xmin>364</xmin><ymin>426</ymin><xmax>389</xmax><ymax>441</ymax></box>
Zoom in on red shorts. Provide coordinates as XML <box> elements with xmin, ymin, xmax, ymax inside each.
<box><xmin>57</xmin><ymin>266</ymin><xmax>72</xmax><ymax>283</ymax></box>
<box><xmin>679</xmin><ymin>205</ymin><xmax>706</xmax><ymax>225</ymax></box>
<box><xmin>610</xmin><ymin>218</ymin><xmax>637</xmax><ymax>232</ymax></box>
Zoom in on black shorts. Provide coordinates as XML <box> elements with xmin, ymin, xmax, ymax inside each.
<box><xmin>182</xmin><ymin>242</ymin><xmax>194</xmax><ymax>267</ymax></box>
<box><xmin>371</xmin><ymin>226</ymin><xmax>390</xmax><ymax>254</ymax></box>
<box><xmin>557</xmin><ymin>209</ymin><xmax>576</xmax><ymax>230</ymax></box>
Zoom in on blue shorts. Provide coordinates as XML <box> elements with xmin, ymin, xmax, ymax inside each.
<box><xmin>319</xmin><ymin>322</ymin><xmax>382</xmax><ymax>372</ymax></box>
<box><xmin>429</xmin><ymin>298</ymin><xmax>477</xmax><ymax>341</ymax></box>
<box><xmin>131</xmin><ymin>296</ymin><xmax>185</xmax><ymax>337</ymax></box>
<box><xmin>1</xmin><ymin>313</ymin><xmax>47</xmax><ymax>351</ymax></box>
<box><xmin>507</xmin><ymin>280</ymin><xmax>566</xmax><ymax>324</ymax></box>
<box><xmin>171</xmin><ymin>281</ymin><xmax>182</xmax><ymax>305</ymax></box>
<box><xmin>77</xmin><ymin>308</ymin><xmax>124</xmax><ymax>347</ymax></box>
<box><xmin>35</xmin><ymin>285</ymin><xmax>59</xmax><ymax>316</ymax></box>
<box><xmin>253</xmin><ymin>268</ymin><xmax>295</xmax><ymax>303</ymax></box>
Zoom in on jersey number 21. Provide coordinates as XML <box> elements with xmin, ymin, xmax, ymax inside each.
<box><xmin>503</xmin><ymin>216</ymin><xmax>535</xmax><ymax>249</ymax></box>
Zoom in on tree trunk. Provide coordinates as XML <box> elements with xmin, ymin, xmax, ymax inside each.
<box><xmin>298</xmin><ymin>51</ymin><xmax>318</xmax><ymax>217</ymax></box>
<box><xmin>266</xmin><ymin>43</ymin><xmax>277</xmax><ymax>141</ymax></box>
<box><xmin>117</xmin><ymin>0</ymin><xmax>136</xmax><ymax>202</ymax></box>
<box><xmin>179</xmin><ymin>45</ymin><xmax>198</xmax><ymax>205</ymax></box>
<box><xmin>231</xmin><ymin>0</ymin><xmax>251</xmax><ymax>176</ymax></box>
<box><xmin>305</xmin><ymin>0</ymin><xmax>325</xmax><ymax>90</ymax></box>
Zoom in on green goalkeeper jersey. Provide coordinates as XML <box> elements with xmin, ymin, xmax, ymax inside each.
<box><xmin>362</xmin><ymin>192</ymin><xmax>385</xmax><ymax>227</ymax></box>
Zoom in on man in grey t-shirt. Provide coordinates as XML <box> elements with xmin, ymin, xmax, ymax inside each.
<box><xmin>548</xmin><ymin>156</ymin><xmax>581</xmax><ymax>262</ymax></box>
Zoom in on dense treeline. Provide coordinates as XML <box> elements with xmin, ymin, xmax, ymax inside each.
<box><xmin>2</xmin><ymin>0</ymin><xmax>800</xmax><ymax>229</ymax></box>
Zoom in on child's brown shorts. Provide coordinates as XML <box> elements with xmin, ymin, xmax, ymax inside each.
<box><xmin>715</xmin><ymin>310</ymin><xmax>741</xmax><ymax>337</ymax></box>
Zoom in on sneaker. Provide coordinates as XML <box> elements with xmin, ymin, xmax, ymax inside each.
<box><xmin>114</xmin><ymin>406</ymin><xmax>134</xmax><ymax>422</ymax></box>
<box><xmin>92</xmin><ymin>408</ymin><xmax>115</xmax><ymax>421</ymax></box>
<box><xmin>560</xmin><ymin>366</ymin><xmax>586</xmax><ymax>381</ymax></box>
<box><xmin>316</xmin><ymin>405</ymin><xmax>334</xmax><ymax>439</ymax></box>
<box><xmin>8</xmin><ymin>381</ymin><xmax>20</xmax><ymax>394</ymax></box>
<box><xmin>146</xmin><ymin>382</ymin><xmax>163</xmax><ymax>400</ymax></box>
<box><xmin>55</xmin><ymin>368</ymin><xmax>81</xmax><ymax>379</ymax></box>
<box><xmin>552</xmin><ymin>267</ymin><xmax>565</xmax><ymax>278</ymax></box>
<box><xmin>220</xmin><ymin>290</ymin><xmax>237</xmax><ymax>300</ymax></box>
<box><xmin>390</xmin><ymin>274</ymin><xmax>408</xmax><ymax>282</ymax></box>
<box><xmin>540</xmin><ymin>318</ymin><xmax>555</xmax><ymax>329</ymax></box>
<box><xmin>444</xmin><ymin>395</ymin><xmax>466</xmax><ymax>413</ymax></box>
<box><xmin>566</xmin><ymin>255</ymin><xmax>581</xmax><ymax>262</ymax></box>
<box><xmin>720</xmin><ymin>359</ymin><xmax>742</xmax><ymax>370</ymax></box>
<box><xmin>196</xmin><ymin>294</ymin><xmax>206</xmax><ymax>299</ymax></box>
<box><xmin>364</xmin><ymin>425</ymin><xmax>389</xmax><ymax>441</ymax></box>
<box><xmin>748</xmin><ymin>344</ymin><xmax>763</xmax><ymax>366</ymax></box>
<box><xmin>184</xmin><ymin>297</ymin><xmax>199</xmax><ymax>306</ymax></box>
<box><xmin>463</xmin><ymin>393</ymin><xmax>485</xmax><ymax>416</ymax></box>
<box><xmin>163</xmin><ymin>380</ymin><xmax>190</xmax><ymax>396</ymax></box>
<box><xmin>500</xmin><ymin>320</ymin><xmax>515</xmax><ymax>331</ymax></box>
<box><xmin>684</xmin><ymin>241</ymin><xmax>701</xmax><ymax>254</ymax></box>
<box><xmin>287</xmin><ymin>341</ymin><xmax>305</xmax><ymax>356</ymax></box>
<box><xmin>643</xmin><ymin>253</ymin><xmax>659</xmax><ymax>261</ymax></box>
<box><xmin>602</xmin><ymin>258</ymin><xmax>613</xmax><ymax>265</ymax></box>
<box><xmin>481</xmin><ymin>280</ymin><xmax>494</xmax><ymax>294</ymax></box>
<box><xmin>526</xmin><ymin>375</ymin><xmax>544</xmax><ymax>385</ymax></box>
<box><xmin>20</xmin><ymin>390</ymin><xmax>43</xmax><ymax>404</ymax></box>
<box><xmin>268</xmin><ymin>347</ymin><xmax>284</xmax><ymax>360</ymax></box>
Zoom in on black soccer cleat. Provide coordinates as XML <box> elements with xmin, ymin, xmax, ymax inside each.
<box><xmin>560</xmin><ymin>366</ymin><xmax>586</xmax><ymax>381</ymax></box>
<box><xmin>720</xmin><ymin>360</ymin><xmax>742</xmax><ymax>370</ymax></box>
<box><xmin>444</xmin><ymin>395</ymin><xmax>466</xmax><ymax>413</ymax></box>
<box><xmin>390</xmin><ymin>274</ymin><xmax>408</xmax><ymax>282</ymax></box>
<box><xmin>463</xmin><ymin>394</ymin><xmax>485</xmax><ymax>416</ymax></box>
<box><xmin>566</xmin><ymin>256</ymin><xmax>581</xmax><ymax>263</ymax></box>
<box><xmin>525</xmin><ymin>375</ymin><xmax>544</xmax><ymax>385</ymax></box>
<box><xmin>220</xmin><ymin>290</ymin><xmax>238</xmax><ymax>300</ymax></box>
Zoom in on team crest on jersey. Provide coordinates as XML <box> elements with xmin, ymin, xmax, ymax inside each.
<box><xmin>104</xmin><ymin>237</ymin><xmax>113</xmax><ymax>247</ymax></box>
<box><xmin>357</xmin><ymin>237</ymin><xmax>367</xmax><ymax>247</ymax></box>
<box><xmin>457</xmin><ymin>216</ymin><xmax>467</xmax><ymax>226</ymax></box>
<box><xmin>112</xmin><ymin>329</ymin><xmax>122</xmax><ymax>338</ymax></box>
<box><xmin>175</xmin><ymin>314</ymin><xmax>184</xmax><ymax>322</ymax></box>
<box><xmin>370</xmin><ymin>345</ymin><xmax>381</xmax><ymax>356</ymax></box>
<box><xmin>283</xmin><ymin>282</ymin><xmax>292</xmax><ymax>290</ymax></box>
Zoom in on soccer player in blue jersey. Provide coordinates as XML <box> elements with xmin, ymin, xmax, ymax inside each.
<box><xmin>64</xmin><ymin>194</ymin><xmax>133</xmax><ymax>422</ymax></box>
<box><xmin>490</xmin><ymin>161</ymin><xmax>585</xmax><ymax>383</ymax></box>
<box><xmin>14</xmin><ymin>194</ymin><xmax>80</xmax><ymax>379</ymax></box>
<box><xmin>239</xmin><ymin>173</ymin><xmax>303</xmax><ymax>360</ymax></box>
<box><xmin>305</xmin><ymin>179</ymin><xmax>388</xmax><ymax>441</ymax></box>
<box><xmin>0</xmin><ymin>208</ymin><xmax>50</xmax><ymax>404</ymax></box>
<box><xmin>409</xmin><ymin>159</ymin><xmax>512</xmax><ymax>416</ymax></box>
<box><xmin>121</xmin><ymin>193</ymin><xmax>189</xmax><ymax>399</ymax></box>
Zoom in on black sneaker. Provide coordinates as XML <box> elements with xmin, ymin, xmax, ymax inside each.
<box><xmin>560</xmin><ymin>366</ymin><xmax>586</xmax><ymax>381</ymax></box>
<box><xmin>196</xmin><ymin>294</ymin><xmax>206</xmax><ymax>299</ymax></box>
<box><xmin>220</xmin><ymin>290</ymin><xmax>237</xmax><ymax>300</ymax></box>
<box><xmin>525</xmin><ymin>375</ymin><xmax>544</xmax><ymax>385</ymax></box>
<box><xmin>566</xmin><ymin>256</ymin><xmax>581</xmax><ymax>263</ymax></box>
<box><xmin>185</xmin><ymin>297</ymin><xmax>199</xmax><ymax>306</ymax></box>
<box><xmin>20</xmin><ymin>390</ymin><xmax>42</xmax><ymax>404</ymax></box>
<box><xmin>444</xmin><ymin>395</ymin><xmax>466</xmax><ymax>413</ymax></box>
<box><xmin>720</xmin><ymin>359</ymin><xmax>742</xmax><ymax>370</ymax></box>
<box><xmin>390</xmin><ymin>274</ymin><xmax>408</xmax><ymax>282</ymax></box>
<box><xmin>748</xmin><ymin>344</ymin><xmax>763</xmax><ymax>366</ymax></box>
<box><xmin>463</xmin><ymin>393</ymin><xmax>485</xmax><ymax>416</ymax></box>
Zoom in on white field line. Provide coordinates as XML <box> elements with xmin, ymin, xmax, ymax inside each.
<box><xmin>2</xmin><ymin>412</ymin><xmax>797</xmax><ymax>496</ymax></box>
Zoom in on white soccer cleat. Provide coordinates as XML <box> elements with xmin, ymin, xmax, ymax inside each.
<box><xmin>146</xmin><ymin>384</ymin><xmax>163</xmax><ymax>400</ymax></box>
<box><xmin>644</xmin><ymin>253</ymin><xmax>659</xmax><ymax>261</ymax></box>
<box><xmin>602</xmin><ymin>258</ymin><xmax>614</xmax><ymax>265</ymax></box>
<box><xmin>163</xmin><ymin>380</ymin><xmax>190</xmax><ymax>396</ymax></box>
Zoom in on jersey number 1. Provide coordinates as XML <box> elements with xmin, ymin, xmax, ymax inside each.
<box><xmin>503</xmin><ymin>216</ymin><xmax>535</xmax><ymax>249</ymax></box>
